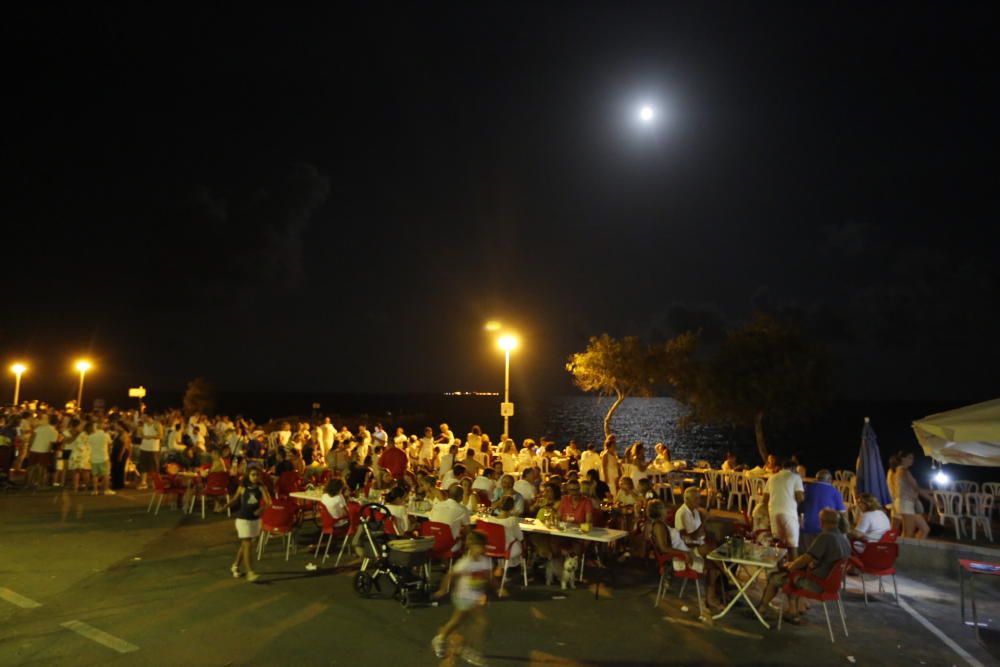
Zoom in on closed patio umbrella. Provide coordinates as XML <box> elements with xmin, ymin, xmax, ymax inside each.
<box><xmin>856</xmin><ymin>417</ymin><xmax>892</xmax><ymax>506</ymax></box>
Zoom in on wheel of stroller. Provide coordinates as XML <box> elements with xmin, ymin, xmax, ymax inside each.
<box><xmin>353</xmin><ymin>571</ymin><xmax>374</xmax><ymax>597</ymax></box>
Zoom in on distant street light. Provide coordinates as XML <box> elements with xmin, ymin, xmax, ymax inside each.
<box><xmin>10</xmin><ymin>363</ymin><xmax>27</xmax><ymax>406</ymax></box>
<box><xmin>75</xmin><ymin>360</ymin><xmax>92</xmax><ymax>412</ymax></box>
<box><xmin>484</xmin><ymin>320</ymin><xmax>502</xmax><ymax>332</ymax></box>
<box><xmin>639</xmin><ymin>105</ymin><xmax>655</xmax><ymax>123</ymax></box>
<box><xmin>497</xmin><ymin>334</ymin><xmax>519</xmax><ymax>438</ymax></box>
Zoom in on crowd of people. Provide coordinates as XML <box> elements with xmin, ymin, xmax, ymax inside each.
<box><xmin>1</xmin><ymin>403</ymin><xmax>915</xmax><ymax>654</ymax></box>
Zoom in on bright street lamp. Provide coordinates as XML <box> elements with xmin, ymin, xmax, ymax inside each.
<box><xmin>74</xmin><ymin>360</ymin><xmax>92</xmax><ymax>412</ymax></box>
<box><xmin>497</xmin><ymin>335</ymin><xmax>519</xmax><ymax>437</ymax></box>
<box><xmin>639</xmin><ymin>105</ymin><xmax>655</xmax><ymax>123</ymax></box>
<box><xmin>10</xmin><ymin>363</ymin><xmax>27</xmax><ymax>406</ymax></box>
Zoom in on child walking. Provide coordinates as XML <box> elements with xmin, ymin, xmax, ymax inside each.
<box><xmin>431</xmin><ymin>530</ymin><xmax>492</xmax><ymax>666</ymax></box>
<box><xmin>224</xmin><ymin>466</ymin><xmax>271</xmax><ymax>582</ymax></box>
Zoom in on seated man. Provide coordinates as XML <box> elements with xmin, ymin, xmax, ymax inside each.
<box><xmin>757</xmin><ymin>508</ymin><xmax>851</xmax><ymax>623</ymax></box>
<box><xmin>429</xmin><ymin>484</ymin><xmax>471</xmax><ymax>552</ymax></box>
<box><xmin>513</xmin><ymin>467</ymin><xmax>538</xmax><ymax>505</ymax></box>
<box><xmin>674</xmin><ymin>487</ymin><xmax>722</xmax><ymax>609</ymax></box>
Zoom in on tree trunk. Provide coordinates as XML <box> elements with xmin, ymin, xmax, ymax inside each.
<box><xmin>754</xmin><ymin>410</ymin><xmax>769</xmax><ymax>463</ymax></box>
<box><xmin>604</xmin><ymin>392</ymin><xmax>625</xmax><ymax>439</ymax></box>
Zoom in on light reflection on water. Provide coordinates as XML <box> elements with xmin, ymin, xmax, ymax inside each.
<box><xmin>540</xmin><ymin>396</ymin><xmax>742</xmax><ymax>464</ymax></box>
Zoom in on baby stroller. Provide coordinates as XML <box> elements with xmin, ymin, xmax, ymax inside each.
<box><xmin>352</xmin><ymin>503</ymin><xmax>435</xmax><ymax>607</ymax></box>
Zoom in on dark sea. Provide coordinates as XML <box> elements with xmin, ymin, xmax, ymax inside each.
<box><xmin>139</xmin><ymin>391</ymin><xmax>993</xmax><ymax>485</ymax></box>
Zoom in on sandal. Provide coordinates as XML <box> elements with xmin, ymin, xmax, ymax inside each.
<box><xmin>231</xmin><ymin>564</ymin><xmax>242</xmax><ymax>578</ymax></box>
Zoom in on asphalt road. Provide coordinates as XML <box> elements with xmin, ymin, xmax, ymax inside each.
<box><xmin>0</xmin><ymin>488</ymin><xmax>996</xmax><ymax>667</ymax></box>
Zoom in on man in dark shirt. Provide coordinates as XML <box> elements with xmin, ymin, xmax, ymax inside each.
<box><xmin>757</xmin><ymin>509</ymin><xmax>851</xmax><ymax>623</ymax></box>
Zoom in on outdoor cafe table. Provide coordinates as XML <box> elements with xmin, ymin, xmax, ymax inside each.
<box><xmin>959</xmin><ymin>559</ymin><xmax>1000</xmax><ymax>644</ymax></box>
<box><xmin>707</xmin><ymin>542</ymin><xmax>787</xmax><ymax>628</ymax></box>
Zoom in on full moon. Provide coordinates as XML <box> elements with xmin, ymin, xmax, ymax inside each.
<box><xmin>639</xmin><ymin>105</ymin><xmax>655</xmax><ymax>122</ymax></box>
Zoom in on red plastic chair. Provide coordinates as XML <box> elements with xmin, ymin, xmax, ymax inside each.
<box><xmin>315</xmin><ymin>503</ymin><xmax>351</xmax><ymax>562</ymax></box>
<box><xmin>779</xmin><ymin>559</ymin><xmax>850</xmax><ymax>643</ymax></box>
<box><xmin>652</xmin><ymin>545</ymin><xmax>705</xmax><ymax>613</ymax></box>
<box><xmin>257</xmin><ymin>500</ymin><xmax>300</xmax><ymax>561</ymax></box>
<box><xmin>850</xmin><ymin>542</ymin><xmax>898</xmax><ymax>605</ymax></box>
<box><xmin>478</xmin><ymin>520</ymin><xmax>527</xmax><ymax>591</ymax></box>
<box><xmin>192</xmin><ymin>471</ymin><xmax>232</xmax><ymax>519</ymax></box>
<box><xmin>333</xmin><ymin>501</ymin><xmax>362</xmax><ymax>567</ymax></box>
<box><xmin>878</xmin><ymin>529</ymin><xmax>899</xmax><ymax>543</ymax></box>
<box><xmin>146</xmin><ymin>472</ymin><xmax>187</xmax><ymax>515</ymax></box>
<box><xmin>420</xmin><ymin>521</ymin><xmax>458</xmax><ymax>568</ymax></box>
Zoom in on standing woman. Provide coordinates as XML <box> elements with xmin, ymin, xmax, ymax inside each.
<box><xmin>225</xmin><ymin>466</ymin><xmax>271</xmax><ymax>582</ymax></box>
<box><xmin>888</xmin><ymin>451</ymin><xmax>932</xmax><ymax>539</ymax></box>
<box><xmin>600</xmin><ymin>434</ymin><xmax>622</xmax><ymax>496</ymax></box>
<box><xmin>110</xmin><ymin>422</ymin><xmax>132</xmax><ymax>490</ymax></box>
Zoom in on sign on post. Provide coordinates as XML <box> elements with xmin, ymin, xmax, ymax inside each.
<box><xmin>500</xmin><ymin>402</ymin><xmax>515</xmax><ymax>417</ymax></box>
<box><xmin>128</xmin><ymin>387</ymin><xmax>147</xmax><ymax>398</ymax></box>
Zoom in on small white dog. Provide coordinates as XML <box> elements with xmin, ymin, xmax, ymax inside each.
<box><xmin>545</xmin><ymin>555</ymin><xmax>580</xmax><ymax>590</ymax></box>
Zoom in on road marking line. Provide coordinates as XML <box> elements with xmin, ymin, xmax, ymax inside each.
<box><xmin>0</xmin><ymin>587</ymin><xmax>41</xmax><ymax>608</ymax></box>
<box><xmin>898</xmin><ymin>597</ymin><xmax>985</xmax><ymax>667</ymax></box>
<box><xmin>60</xmin><ymin>620</ymin><xmax>139</xmax><ymax>654</ymax></box>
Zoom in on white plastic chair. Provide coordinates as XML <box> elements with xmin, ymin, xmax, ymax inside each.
<box><xmin>703</xmin><ymin>470</ymin><xmax>724</xmax><ymax>510</ymax></box>
<box><xmin>746</xmin><ymin>476</ymin><xmax>767</xmax><ymax>517</ymax></box>
<box><xmin>932</xmin><ymin>491</ymin><xmax>965</xmax><ymax>539</ymax></box>
<box><xmin>954</xmin><ymin>480</ymin><xmax>979</xmax><ymax>495</ymax></box>
<box><xmin>965</xmin><ymin>493</ymin><xmax>994</xmax><ymax>542</ymax></box>
<box><xmin>726</xmin><ymin>472</ymin><xmax>748</xmax><ymax>512</ymax></box>
<box><xmin>983</xmin><ymin>482</ymin><xmax>1000</xmax><ymax>519</ymax></box>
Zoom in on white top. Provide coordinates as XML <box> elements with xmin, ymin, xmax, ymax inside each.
<box><xmin>88</xmin><ymin>430</ymin><xmax>111</xmax><ymax>463</ymax></box>
<box><xmin>501</xmin><ymin>453</ymin><xmax>518</xmax><ymax>473</ymax></box>
<box><xmin>167</xmin><ymin>429</ymin><xmax>185</xmax><ymax>452</ymax></box>
<box><xmin>451</xmin><ymin>554</ymin><xmax>491</xmax><ymax>606</ymax></box>
<box><xmin>276</xmin><ymin>430</ymin><xmax>292</xmax><ymax>446</ymax></box>
<box><xmin>579</xmin><ymin>450</ymin><xmax>600</xmax><ymax>476</ymax></box>
<box><xmin>29</xmin><ymin>424</ymin><xmax>58</xmax><ymax>453</ymax></box>
<box><xmin>418</xmin><ymin>437</ymin><xmax>436</xmax><ymax>462</ymax></box>
<box><xmin>429</xmin><ymin>498</ymin><xmax>471</xmax><ymax>542</ymax></box>
<box><xmin>472</xmin><ymin>475</ymin><xmax>495</xmax><ymax>495</ymax></box>
<box><xmin>140</xmin><ymin>422</ymin><xmax>162</xmax><ymax>452</ymax></box>
<box><xmin>440</xmin><ymin>470</ymin><xmax>460</xmax><ymax>489</ymax></box>
<box><xmin>513</xmin><ymin>479</ymin><xmax>536</xmax><ymax>503</ymax></box>
<box><xmin>438</xmin><ymin>453</ymin><xmax>455</xmax><ymax>477</ymax></box>
<box><xmin>320</xmin><ymin>423</ymin><xmax>336</xmax><ymax>450</ymax></box>
<box><xmin>674</xmin><ymin>504</ymin><xmax>705</xmax><ymax>545</ymax></box>
<box><xmin>765</xmin><ymin>469</ymin><xmax>804</xmax><ymax>517</ymax></box>
<box><xmin>855</xmin><ymin>510</ymin><xmax>891</xmax><ymax>542</ymax></box>
<box><xmin>387</xmin><ymin>503</ymin><xmax>410</xmax><ymax>533</ymax></box>
<box><xmin>320</xmin><ymin>492</ymin><xmax>348</xmax><ymax>521</ymax></box>
<box><xmin>495</xmin><ymin>514</ymin><xmax>524</xmax><ymax>548</ymax></box>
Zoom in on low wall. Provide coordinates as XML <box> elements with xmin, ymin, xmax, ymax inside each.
<box><xmin>897</xmin><ymin>536</ymin><xmax>1000</xmax><ymax>579</ymax></box>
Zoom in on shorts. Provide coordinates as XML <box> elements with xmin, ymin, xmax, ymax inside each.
<box><xmin>451</xmin><ymin>593</ymin><xmax>487</xmax><ymax>611</ymax></box>
<box><xmin>893</xmin><ymin>499</ymin><xmax>917</xmax><ymax>515</ymax></box>
<box><xmin>236</xmin><ymin>518</ymin><xmax>261</xmax><ymax>540</ymax></box>
<box><xmin>28</xmin><ymin>452</ymin><xmax>52</xmax><ymax>468</ymax></box>
<box><xmin>91</xmin><ymin>461</ymin><xmax>109</xmax><ymax>477</ymax></box>
<box><xmin>139</xmin><ymin>450</ymin><xmax>160</xmax><ymax>473</ymax></box>
<box><xmin>770</xmin><ymin>512</ymin><xmax>800</xmax><ymax>548</ymax></box>
<box><xmin>672</xmin><ymin>553</ymin><xmax>705</xmax><ymax>573</ymax></box>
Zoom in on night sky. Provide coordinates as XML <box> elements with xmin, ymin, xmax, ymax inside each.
<box><xmin>3</xmin><ymin>3</ymin><xmax>998</xmax><ymax>405</ymax></box>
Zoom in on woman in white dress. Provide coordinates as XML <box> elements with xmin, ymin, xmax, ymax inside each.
<box><xmin>600</xmin><ymin>434</ymin><xmax>622</xmax><ymax>496</ymax></box>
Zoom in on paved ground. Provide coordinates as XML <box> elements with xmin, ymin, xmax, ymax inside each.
<box><xmin>1</xmin><ymin>488</ymin><xmax>998</xmax><ymax>667</ymax></box>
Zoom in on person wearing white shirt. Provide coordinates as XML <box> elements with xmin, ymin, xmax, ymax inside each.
<box><xmin>27</xmin><ymin>414</ymin><xmax>59</xmax><ymax>488</ymax></box>
<box><xmin>138</xmin><ymin>414</ymin><xmax>164</xmax><ymax>490</ymax></box>
<box><xmin>851</xmin><ymin>493</ymin><xmax>892</xmax><ymax>543</ymax></box>
<box><xmin>492</xmin><ymin>496</ymin><xmax>524</xmax><ymax>569</ymax></box>
<box><xmin>320</xmin><ymin>418</ymin><xmax>336</xmax><ymax>456</ymax></box>
<box><xmin>429</xmin><ymin>486</ymin><xmax>471</xmax><ymax>550</ymax></box>
<box><xmin>276</xmin><ymin>422</ymin><xmax>292</xmax><ymax>447</ymax></box>
<box><xmin>441</xmin><ymin>463</ymin><xmax>466</xmax><ymax>491</ymax></box>
<box><xmin>762</xmin><ymin>459</ymin><xmax>806</xmax><ymax>558</ymax></box>
<box><xmin>513</xmin><ymin>468</ymin><xmax>538</xmax><ymax>505</ymax></box>
<box><xmin>393</xmin><ymin>427</ymin><xmax>408</xmax><ymax>448</ymax></box>
<box><xmin>320</xmin><ymin>479</ymin><xmax>349</xmax><ymax>527</ymax></box>
<box><xmin>578</xmin><ymin>443</ymin><xmax>600</xmax><ymax>478</ymax></box>
<box><xmin>438</xmin><ymin>444</ymin><xmax>457</xmax><ymax>478</ymax></box>
<box><xmin>472</xmin><ymin>469</ymin><xmax>497</xmax><ymax>496</ymax></box>
<box><xmin>418</xmin><ymin>428</ymin><xmax>436</xmax><ymax>468</ymax></box>
<box><xmin>88</xmin><ymin>424</ymin><xmax>113</xmax><ymax>495</ymax></box>
<box><xmin>167</xmin><ymin>423</ymin><xmax>185</xmax><ymax>453</ymax></box>
<box><xmin>673</xmin><ymin>488</ymin><xmax>723</xmax><ymax>609</ymax></box>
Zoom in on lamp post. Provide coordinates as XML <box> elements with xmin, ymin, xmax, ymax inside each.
<box><xmin>10</xmin><ymin>363</ymin><xmax>26</xmax><ymax>406</ymax></box>
<box><xmin>497</xmin><ymin>335</ymin><xmax>519</xmax><ymax>438</ymax></box>
<box><xmin>75</xmin><ymin>360</ymin><xmax>92</xmax><ymax>412</ymax></box>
